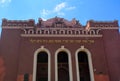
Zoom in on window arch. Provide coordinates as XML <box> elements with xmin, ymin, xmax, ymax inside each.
<box><xmin>89</xmin><ymin>30</ymin><xmax>95</xmax><ymax>35</ymax></box>
<box><xmin>28</xmin><ymin>29</ymin><xmax>34</xmax><ymax>34</ymax></box>
<box><xmin>60</xmin><ymin>30</ymin><xmax>65</xmax><ymax>34</ymax></box>
<box><xmin>76</xmin><ymin>30</ymin><xmax>80</xmax><ymax>34</ymax></box>
<box><xmin>75</xmin><ymin>46</ymin><xmax>94</xmax><ymax>81</ymax></box>
<box><xmin>55</xmin><ymin>46</ymin><xmax>73</xmax><ymax>81</ymax></box>
<box><xmin>33</xmin><ymin>46</ymin><xmax>51</xmax><ymax>81</ymax></box>
<box><xmin>36</xmin><ymin>30</ymin><xmax>41</xmax><ymax>34</ymax></box>
<box><xmin>68</xmin><ymin>30</ymin><xmax>72</xmax><ymax>34</ymax></box>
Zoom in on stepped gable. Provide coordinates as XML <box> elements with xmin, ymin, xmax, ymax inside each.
<box><xmin>87</xmin><ymin>20</ymin><xmax>119</xmax><ymax>27</ymax></box>
<box><xmin>37</xmin><ymin>17</ymin><xmax>82</xmax><ymax>27</ymax></box>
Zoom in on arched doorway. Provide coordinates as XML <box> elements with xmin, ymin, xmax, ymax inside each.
<box><xmin>57</xmin><ymin>51</ymin><xmax>70</xmax><ymax>81</ymax></box>
<box><xmin>78</xmin><ymin>51</ymin><xmax>90</xmax><ymax>81</ymax></box>
<box><xmin>36</xmin><ymin>51</ymin><xmax>48</xmax><ymax>81</ymax></box>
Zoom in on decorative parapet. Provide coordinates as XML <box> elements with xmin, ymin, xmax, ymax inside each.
<box><xmin>86</xmin><ymin>20</ymin><xmax>119</xmax><ymax>30</ymax></box>
<box><xmin>2</xmin><ymin>17</ymin><xmax>119</xmax><ymax>37</ymax></box>
<box><xmin>2</xmin><ymin>18</ymin><xmax>35</xmax><ymax>27</ymax></box>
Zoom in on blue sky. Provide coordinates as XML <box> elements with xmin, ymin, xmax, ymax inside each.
<box><xmin>0</xmin><ymin>0</ymin><xmax>120</xmax><ymax>34</ymax></box>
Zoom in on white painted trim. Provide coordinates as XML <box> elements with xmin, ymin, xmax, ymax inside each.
<box><xmin>55</xmin><ymin>46</ymin><xmax>73</xmax><ymax>81</ymax></box>
<box><xmin>21</xmin><ymin>34</ymin><xmax>103</xmax><ymax>37</ymax></box>
<box><xmin>33</xmin><ymin>46</ymin><xmax>51</xmax><ymax>81</ymax></box>
<box><xmin>75</xmin><ymin>46</ymin><xmax>94</xmax><ymax>81</ymax></box>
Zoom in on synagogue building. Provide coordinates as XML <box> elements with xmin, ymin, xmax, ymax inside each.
<box><xmin>0</xmin><ymin>17</ymin><xmax>120</xmax><ymax>81</ymax></box>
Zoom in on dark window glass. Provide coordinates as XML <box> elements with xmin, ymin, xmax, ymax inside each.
<box><xmin>37</xmin><ymin>51</ymin><xmax>48</xmax><ymax>63</ymax></box>
<box><xmin>57</xmin><ymin>51</ymin><xmax>70</xmax><ymax>81</ymax></box>
<box><xmin>36</xmin><ymin>51</ymin><xmax>48</xmax><ymax>81</ymax></box>
<box><xmin>58</xmin><ymin>52</ymin><xmax>68</xmax><ymax>63</ymax></box>
<box><xmin>78</xmin><ymin>51</ymin><xmax>91</xmax><ymax>81</ymax></box>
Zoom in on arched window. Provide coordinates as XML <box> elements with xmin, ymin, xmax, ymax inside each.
<box><xmin>76</xmin><ymin>31</ymin><xmax>79</xmax><ymax>34</ymax></box>
<box><xmin>78</xmin><ymin>51</ymin><xmax>90</xmax><ymax>81</ymax></box>
<box><xmin>75</xmin><ymin>47</ymin><xmax>94</xmax><ymax>81</ymax></box>
<box><xmin>55</xmin><ymin>46</ymin><xmax>73</xmax><ymax>81</ymax></box>
<box><xmin>33</xmin><ymin>47</ymin><xmax>51</xmax><ymax>81</ymax></box>
<box><xmin>57</xmin><ymin>51</ymin><xmax>69</xmax><ymax>81</ymax></box>
<box><xmin>68</xmin><ymin>31</ymin><xmax>72</xmax><ymax>34</ymax></box>
<box><xmin>36</xmin><ymin>30</ymin><xmax>41</xmax><ymax>34</ymax></box>
<box><xmin>36</xmin><ymin>51</ymin><xmax>48</xmax><ymax>81</ymax></box>
<box><xmin>45</xmin><ymin>30</ymin><xmax>49</xmax><ymax>34</ymax></box>
<box><xmin>28</xmin><ymin>29</ymin><xmax>34</xmax><ymax>34</ymax></box>
<box><xmin>60</xmin><ymin>31</ymin><xmax>64</xmax><ymax>34</ymax></box>
<box><xmin>90</xmin><ymin>30</ymin><xmax>95</xmax><ymax>35</ymax></box>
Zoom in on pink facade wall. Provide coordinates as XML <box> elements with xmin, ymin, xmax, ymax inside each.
<box><xmin>0</xmin><ymin>17</ymin><xmax>120</xmax><ymax>81</ymax></box>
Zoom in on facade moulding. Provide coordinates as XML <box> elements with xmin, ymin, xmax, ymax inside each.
<box><xmin>20</xmin><ymin>28</ymin><xmax>102</xmax><ymax>37</ymax></box>
<box><xmin>2</xmin><ymin>26</ymin><xmax>119</xmax><ymax>30</ymax></box>
<box><xmin>21</xmin><ymin>34</ymin><xmax>103</xmax><ymax>37</ymax></box>
<box><xmin>2</xmin><ymin>26</ymin><xmax>34</xmax><ymax>29</ymax></box>
<box><xmin>90</xmin><ymin>27</ymin><xmax>119</xmax><ymax>30</ymax></box>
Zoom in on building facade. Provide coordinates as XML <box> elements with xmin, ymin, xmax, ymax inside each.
<box><xmin>0</xmin><ymin>17</ymin><xmax>120</xmax><ymax>81</ymax></box>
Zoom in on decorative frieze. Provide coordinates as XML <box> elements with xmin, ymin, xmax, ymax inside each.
<box><xmin>21</xmin><ymin>28</ymin><xmax>102</xmax><ymax>37</ymax></box>
<box><xmin>29</xmin><ymin>39</ymin><xmax>95</xmax><ymax>44</ymax></box>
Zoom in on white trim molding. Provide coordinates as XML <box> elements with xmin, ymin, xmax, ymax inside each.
<box><xmin>33</xmin><ymin>46</ymin><xmax>51</xmax><ymax>81</ymax></box>
<box><xmin>21</xmin><ymin>34</ymin><xmax>103</xmax><ymax>37</ymax></box>
<box><xmin>75</xmin><ymin>46</ymin><xmax>95</xmax><ymax>81</ymax></box>
<box><xmin>55</xmin><ymin>46</ymin><xmax>73</xmax><ymax>81</ymax></box>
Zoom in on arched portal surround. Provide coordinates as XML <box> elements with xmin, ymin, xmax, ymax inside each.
<box><xmin>55</xmin><ymin>46</ymin><xmax>73</xmax><ymax>81</ymax></box>
<box><xmin>33</xmin><ymin>46</ymin><xmax>51</xmax><ymax>81</ymax></box>
<box><xmin>75</xmin><ymin>46</ymin><xmax>95</xmax><ymax>81</ymax></box>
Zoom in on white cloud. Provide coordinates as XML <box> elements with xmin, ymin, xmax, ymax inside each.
<box><xmin>54</xmin><ymin>2</ymin><xmax>66</xmax><ymax>12</ymax></box>
<box><xmin>40</xmin><ymin>2</ymin><xmax>76</xmax><ymax>19</ymax></box>
<box><xmin>0</xmin><ymin>0</ymin><xmax>11</xmax><ymax>7</ymax></box>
